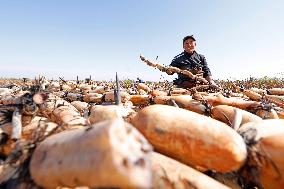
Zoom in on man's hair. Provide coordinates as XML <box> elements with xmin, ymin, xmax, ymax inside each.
<box><xmin>183</xmin><ymin>35</ymin><xmax>196</xmax><ymax>44</ymax></box>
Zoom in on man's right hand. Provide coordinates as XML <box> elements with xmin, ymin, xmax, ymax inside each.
<box><xmin>166</xmin><ymin>67</ymin><xmax>176</xmax><ymax>75</ymax></box>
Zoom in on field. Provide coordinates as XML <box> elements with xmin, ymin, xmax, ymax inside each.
<box><xmin>0</xmin><ymin>76</ymin><xmax>284</xmax><ymax>189</ymax></box>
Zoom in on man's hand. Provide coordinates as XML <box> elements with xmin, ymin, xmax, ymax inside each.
<box><xmin>166</xmin><ymin>67</ymin><xmax>176</xmax><ymax>75</ymax></box>
<box><xmin>209</xmin><ymin>80</ymin><xmax>221</xmax><ymax>90</ymax></box>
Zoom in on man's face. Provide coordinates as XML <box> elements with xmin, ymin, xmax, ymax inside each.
<box><xmin>183</xmin><ymin>38</ymin><xmax>196</xmax><ymax>53</ymax></box>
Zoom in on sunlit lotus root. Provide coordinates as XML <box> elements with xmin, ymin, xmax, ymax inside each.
<box><xmin>169</xmin><ymin>88</ymin><xmax>189</xmax><ymax>95</ymax></box>
<box><xmin>150</xmin><ymin>89</ymin><xmax>168</xmax><ymax>97</ymax></box>
<box><xmin>71</xmin><ymin>101</ymin><xmax>88</xmax><ymax>112</ymax></box>
<box><xmin>39</xmin><ymin>95</ymin><xmax>76</xmax><ymax>118</ymax></box>
<box><xmin>83</xmin><ymin>93</ymin><xmax>103</xmax><ymax>103</ymax></box>
<box><xmin>93</xmin><ymin>86</ymin><xmax>106</xmax><ymax>94</ymax></box>
<box><xmin>66</xmin><ymin>93</ymin><xmax>82</xmax><ymax>102</ymax></box>
<box><xmin>211</xmin><ymin>105</ymin><xmax>262</xmax><ymax>126</ymax></box>
<box><xmin>137</xmin><ymin>83</ymin><xmax>151</xmax><ymax>93</ymax></box>
<box><xmin>153</xmin><ymin>96</ymin><xmax>206</xmax><ymax>115</ymax></box>
<box><xmin>30</xmin><ymin>119</ymin><xmax>152</xmax><ymax>189</ymax></box>
<box><xmin>267</xmin><ymin>88</ymin><xmax>284</xmax><ymax>95</ymax></box>
<box><xmin>131</xmin><ymin>105</ymin><xmax>247</xmax><ymax>172</ymax></box>
<box><xmin>129</xmin><ymin>95</ymin><xmax>150</xmax><ymax>106</ymax></box>
<box><xmin>255</xmin><ymin>108</ymin><xmax>279</xmax><ymax>119</ymax></box>
<box><xmin>104</xmin><ymin>91</ymin><xmax>130</xmax><ymax>103</ymax></box>
<box><xmin>250</xmin><ymin>88</ymin><xmax>266</xmax><ymax>95</ymax></box>
<box><xmin>89</xmin><ymin>105</ymin><xmax>133</xmax><ymax>124</ymax></box>
<box><xmin>239</xmin><ymin>120</ymin><xmax>284</xmax><ymax>189</ymax></box>
<box><xmin>204</xmin><ymin>93</ymin><xmax>261</xmax><ymax>110</ymax></box>
<box><xmin>265</xmin><ymin>95</ymin><xmax>284</xmax><ymax>109</ymax></box>
<box><xmin>243</xmin><ymin>89</ymin><xmax>263</xmax><ymax>101</ymax></box>
<box><xmin>151</xmin><ymin>152</ymin><xmax>230</xmax><ymax>189</ymax></box>
<box><xmin>52</xmin><ymin>105</ymin><xmax>86</xmax><ymax>126</ymax></box>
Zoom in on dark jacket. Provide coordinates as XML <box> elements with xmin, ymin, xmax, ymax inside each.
<box><xmin>170</xmin><ymin>51</ymin><xmax>211</xmax><ymax>82</ymax></box>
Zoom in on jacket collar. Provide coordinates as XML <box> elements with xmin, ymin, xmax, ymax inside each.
<box><xmin>184</xmin><ymin>50</ymin><xmax>196</xmax><ymax>56</ymax></box>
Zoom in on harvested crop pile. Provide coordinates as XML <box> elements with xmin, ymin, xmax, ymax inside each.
<box><xmin>1</xmin><ymin>76</ymin><xmax>284</xmax><ymax>188</ymax></box>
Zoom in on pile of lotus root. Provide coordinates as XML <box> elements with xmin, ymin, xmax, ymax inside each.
<box><xmin>0</xmin><ymin>76</ymin><xmax>284</xmax><ymax>189</ymax></box>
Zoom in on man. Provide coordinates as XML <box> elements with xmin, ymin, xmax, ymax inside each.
<box><xmin>167</xmin><ymin>35</ymin><xmax>218</xmax><ymax>89</ymax></box>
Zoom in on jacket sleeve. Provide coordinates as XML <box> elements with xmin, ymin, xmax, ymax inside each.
<box><xmin>200</xmin><ymin>55</ymin><xmax>212</xmax><ymax>78</ymax></box>
<box><xmin>170</xmin><ymin>58</ymin><xmax>181</xmax><ymax>68</ymax></box>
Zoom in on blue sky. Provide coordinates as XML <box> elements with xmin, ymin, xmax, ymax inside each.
<box><xmin>0</xmin><ymin>0</ymin><xmax>283</xmax><ymax>81</ymax></box>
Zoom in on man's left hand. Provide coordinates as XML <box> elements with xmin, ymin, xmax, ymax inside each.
<box><xmin>209</xmin><ymin>81</ymin><xmax>221</xmax><ymax>90</ymax></box>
